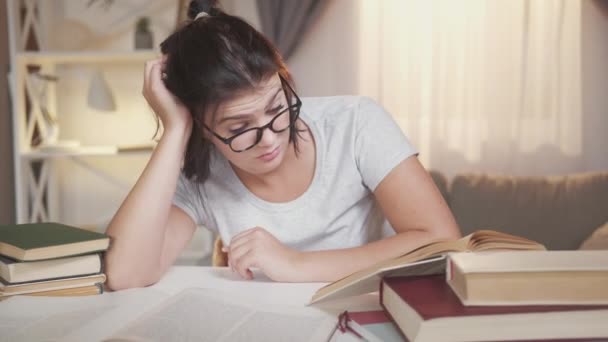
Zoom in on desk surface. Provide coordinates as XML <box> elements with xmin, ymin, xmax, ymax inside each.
<box><xmin>0</xmin><ymin>266</ymin><xmax>381</xmax><ymax>341</ymax></box>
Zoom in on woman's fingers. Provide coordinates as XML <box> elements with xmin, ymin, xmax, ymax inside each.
<box><xmin>225</xmin><ymin>232</ymin><xmax>257</xmax><ymax>254</ymax></box>
<box><xmin>149</xmin><ymin>62</ymin><xmax>163</xmax><ymax>92</ymax></box>
<box><xmin>140</xmin><ymin>56</ymin><xmax>193</xmax><ymax>134</ymax></box>
<box><xmin>231</xmin><ymin>249</ymin><xmax>256</xmax><ymax>280</ymax></box>
<box><xmin>225</xmin><ymin>227</ymin><xmax>264</xmax><ymax>252</ymax></box>
<box><xmin>230</xmin><ymin>227</ymin><xmax>260</xmax><ymax>242</ymax></box>
<box><xmin>228</xmin><ymin>242</ymin><xmax>251</xmax><ymax>274</ymax></box>
<box><xmin>143</xmin><ymin>58</ymin><xmax>161</xmax><ymax>96</ymax></box>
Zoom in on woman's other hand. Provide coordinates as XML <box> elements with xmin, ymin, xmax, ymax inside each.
<box><xmin>225</xmin><ymin>227</ymin><xmax>301</xmax><ymax>282</ymax></box>
<box><xmin>142</xmin><ymin>56</ymin><xmax>192</xmax><ymax>135</ymax></box>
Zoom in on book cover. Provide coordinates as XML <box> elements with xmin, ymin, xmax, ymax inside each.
<box><xmin>447</xmin><ymin>250</ymin><xmax>608</xmax><ymax>305</ymax></box>
<box><xmin>0</xmin><ymin>222</ymin><xmax>109</xmax><ymax>261</ymax></box>
<box><xmin>381</xmin><ymin>275</ymin><xmax>608</xmax><ymax>342</ymax></box>
<box><xmin>0</xmin><ymin>253</ymin><xmax>102</xmax><ymax>284</ymax></box>
<box><xmin>310</xmin><ymin>230</ymin><xmax>545</xmax><ymax>304</ymax></box>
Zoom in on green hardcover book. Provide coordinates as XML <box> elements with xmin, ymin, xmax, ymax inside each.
<box><xmin>0</xmin><ymin>222</ymin><xmax>110</xmax><ymax>261</ymax></box>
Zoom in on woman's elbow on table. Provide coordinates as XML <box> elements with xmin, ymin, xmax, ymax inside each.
<box><xmin>104</xmin><ymin>254</ymin><xmax>162</xmax><ymax>291</ymax></box>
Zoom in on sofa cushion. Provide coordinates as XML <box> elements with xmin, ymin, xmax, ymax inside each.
<box><xmin>579</xmin><ymin>221</ymin><xmax>608</xmax><ymax>250</ymax></box>
<box><xmin>449</xmin><ymin>172</ymin><xmax>608</xmax><ymax>250</ymax></box>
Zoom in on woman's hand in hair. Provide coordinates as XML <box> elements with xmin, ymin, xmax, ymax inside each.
<box><xmin>142</xmin><ymin>56</ymin><xmax>192</xmax><ymax>136</ymax></box>
<box><xmin>224</xmin><ymin>227</ymin><xmax>301</xmax><ymax>282</ymax></box>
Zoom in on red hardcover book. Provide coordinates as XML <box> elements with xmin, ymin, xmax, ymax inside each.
<box><xmin>380</xmin><ymin>275</ymin><xmax>608</xmax><ymax>342</ymax></box>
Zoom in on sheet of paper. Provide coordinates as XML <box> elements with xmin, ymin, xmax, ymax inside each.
<box><xmin>108</xmin><ymin>288</ymin><xmax>337</xmax><ymax>342</ymax></box>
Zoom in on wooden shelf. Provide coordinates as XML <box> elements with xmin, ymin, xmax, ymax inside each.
<box><xmin>16</xmin><ymin>50</ymin><xmax>160</xmax><ymax>65</ymax></box>
<box><xmin>21</xmin><ymin>145</ymin><xmax>154</xmax><ymax>160</ymax></box>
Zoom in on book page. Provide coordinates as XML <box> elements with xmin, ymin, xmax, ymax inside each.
<box><xmin>310</xmin><ymin>255</ymin><xmax>447</xmax><ymax>304</ymax></box>
<box><xmin>469</xmin><ymin>230</ymin><xmax>546</xmax><ymax>251</ymax></box>
<box><xmin>0</xmin><ymin>288</ymin><xmax>169</xmax><ymax>342</ymax></box>
<box><xmin>311</xmin><ymin>234</ymin><xmax>465</xmax><ymax>302</ymax></box>
<box><xmin>107</xmin><ymin>288</ymin><xmax>337</xmax><ymax>342</ymax></box>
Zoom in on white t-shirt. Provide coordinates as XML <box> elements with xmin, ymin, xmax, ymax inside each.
<box><xmin>172</xmin><ymin>96</ymin><xmax>417</xmax><ymax>251</ymax></box>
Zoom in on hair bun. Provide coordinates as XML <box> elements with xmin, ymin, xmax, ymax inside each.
<box><xmin>187</xmin><ymin>0</ymin><xmax>220</xmax><ymax>20</ymax></box>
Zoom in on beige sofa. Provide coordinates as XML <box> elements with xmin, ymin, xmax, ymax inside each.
<box><xmin>430</xmin><ymin>171</ymin><xmax>608</xmax><ymax>250</ymax></box>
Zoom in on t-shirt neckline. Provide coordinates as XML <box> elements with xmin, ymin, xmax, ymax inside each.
<box><xmin>221</xmin><ymin>110</ymin><xmax>324</xmax><ymax>212</ymax></box>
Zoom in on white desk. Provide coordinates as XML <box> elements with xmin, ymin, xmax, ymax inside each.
<box><xmin>0</xmin><ymin>267</ymin><xmax>382</xmax><ymax>342</ymax></box>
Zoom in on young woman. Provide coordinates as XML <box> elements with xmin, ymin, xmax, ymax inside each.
<box><xmin>104</xmin><ymin>0</ymin><xmax>460</xmax><ymax>290</ymax></box>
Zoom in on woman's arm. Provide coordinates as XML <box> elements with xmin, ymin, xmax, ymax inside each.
<box><xmin>291</xmin><ymin>156</ymin><xmax>461</xmax><ymax>281</ymax></box>
<box><xmin>104</xmin><ymin>131</ymin><xmax>196</xmax><ymax>290</ymax></box>
<box><xmin>228</xmin><ymin>156</ymin><xmax>460</xmax><ymax>282</ymax></box>
<box><xmin>104</xmin><ymin>58</ymin><xmax>196</xmax><ymax>290</ymax></box>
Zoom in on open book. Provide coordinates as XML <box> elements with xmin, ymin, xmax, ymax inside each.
<box><xmin>1</xmin><ymin>287</ymin><xmax>337</xmax><ymax>342</ymax></box>
<box><xmin>310</xmin><ymin>230</ymin><xmax>545</xmax><ymax>304</ymax></box>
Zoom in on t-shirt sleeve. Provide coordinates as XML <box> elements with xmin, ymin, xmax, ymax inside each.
<box><xmin>172</xmin><ymin>173</ymin><xmax>204</xmax><ymax>226</ymax></box>
<box><xmin>354</xmin><ymin>96</ymin><xmax>418</xmax><ymax>191</ymax></box>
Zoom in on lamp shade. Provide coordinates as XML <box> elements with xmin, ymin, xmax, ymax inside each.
<box><xmin>87</xmin><ymin>69</ymin><xmax>116</xmax><ymax>111</ymax></box>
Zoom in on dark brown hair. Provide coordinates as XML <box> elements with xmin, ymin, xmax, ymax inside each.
<box><xmin>160</xmin><ymin>0</ymin><xmax>298</xmax><ymax>183</ymax></box>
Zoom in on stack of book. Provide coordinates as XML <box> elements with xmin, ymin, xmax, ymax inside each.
<box><xmin>379</xmin><ymin>250</ymin><xmax>608</xmax><ymax>341</ymax></box>
<box><xmin>0</xmin><ymin>222</ymin><xmax>110</xmax><ymax>298</ymax></box>
<box><xmin>310</xmin><ymin>231</ymin><xmax>608</xmax><ymax>341</ymax></box>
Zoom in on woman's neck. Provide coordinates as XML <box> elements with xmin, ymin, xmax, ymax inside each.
<box><xmin>232</xmin><ymin>124</ymin><xmax>316</xmax><ymax>203</ymax></box>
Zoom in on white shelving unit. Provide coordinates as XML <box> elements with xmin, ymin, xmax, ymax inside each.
<box><xmin>7</xmin><ymin>0</ymin><xmax>159</xmax><ymax>224</ymax></box>
<box><xmin>5</xmin><ymin>0</ymin><xmax>216</xmax><ymax>266</ymax></box>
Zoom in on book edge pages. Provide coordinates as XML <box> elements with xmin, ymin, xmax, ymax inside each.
<box><xmin>2</xmin><ymin>254</ymin><xmax>102</xmax><ymax>284</ymax></box>
<box><xmin>0</xmin><ymin>242</ymin><xmax>26</xmax><ymax>260</ymax></box>
<box><xmin>0</xmin><ymin>274</ymin><xmax>106</xmax><ymax>296</ymax></box>
<box><xmin>449</xmin><ymin>250</ymin><xmax>608</xmax><ymax>273</ymax></box>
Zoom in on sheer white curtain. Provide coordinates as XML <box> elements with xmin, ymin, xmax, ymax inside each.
<box><xmin>358</xmin><ymin>0</ymin><xmax>582</xmax><ymax>177</ymax></box>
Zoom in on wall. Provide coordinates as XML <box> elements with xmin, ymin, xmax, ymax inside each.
<box><xmin>227</xmin><ymin>0</ymin><xmax>360</xmax><ymax>97</ymax></box>
<box><xmin>231</xmin><ymin>0</ymin><xmax>608</xmax><ymax>174</ymax></box>
<box><xmin>0</xmin><ymin>2</ymin><xmax>15</xmax><ymax>224</ymax></box>
<box><xmin>582</xmin><ymin>0</ymin><xmax>608</xmax><ymax>172</ymax></box>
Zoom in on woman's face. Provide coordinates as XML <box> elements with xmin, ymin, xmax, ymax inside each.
<box><xmin>206</xmin><ymin>74</ymin><xmax>292</xmax><ymax>176</ymax></box>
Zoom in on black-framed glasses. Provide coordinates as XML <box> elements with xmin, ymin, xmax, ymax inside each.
<box><xmin>203</xmin><ymin>76</ymin><xmax>302</xmax><ymax>153</ymax></box>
